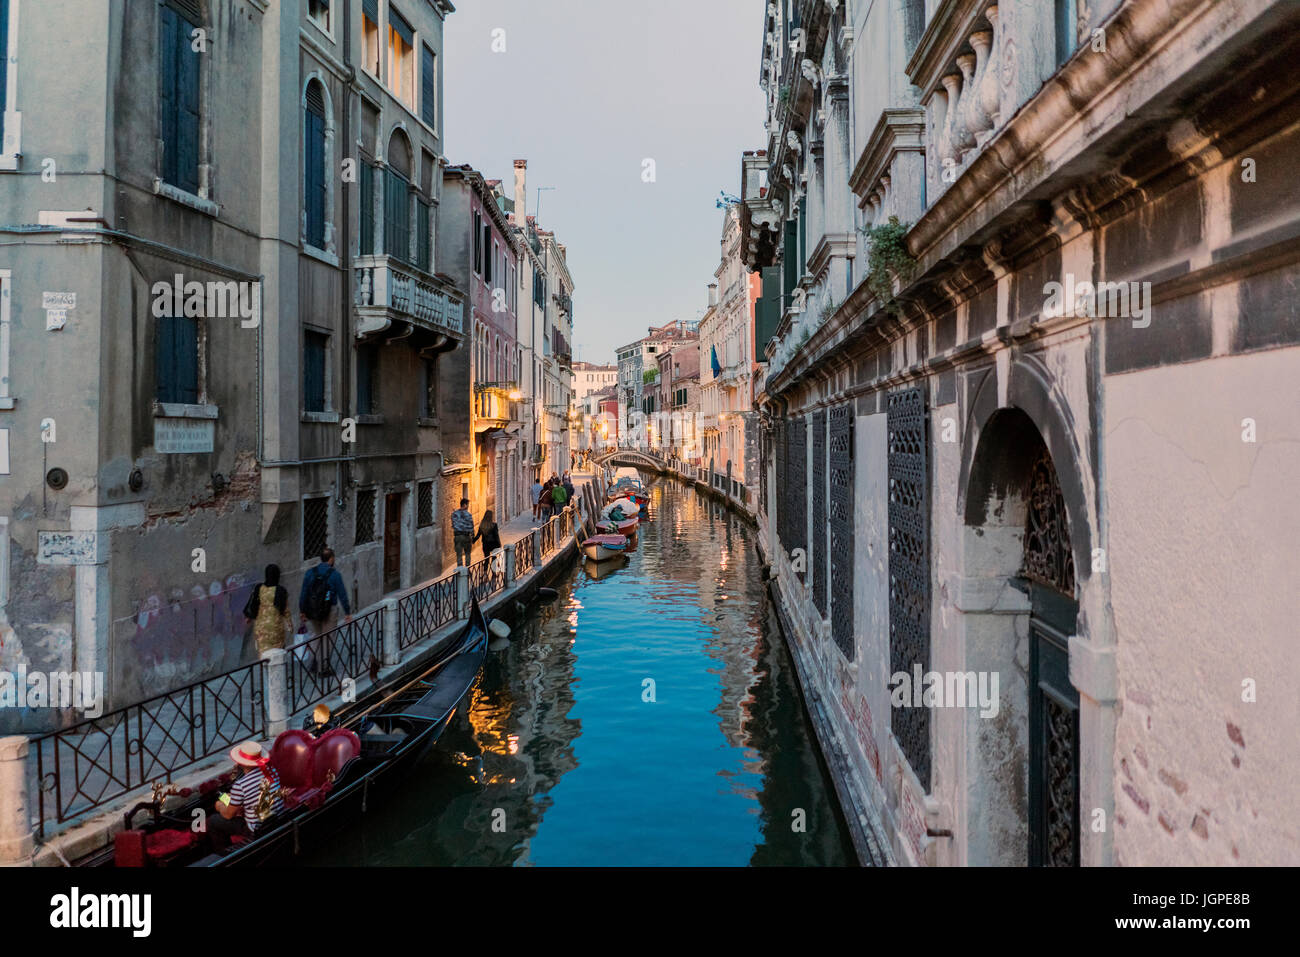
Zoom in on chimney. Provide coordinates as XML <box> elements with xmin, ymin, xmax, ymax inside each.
<box><xmin>514</xmin><ymin>160</ymin><xmax>527</xmax><ymax>224</ymax></box>
<box><xmin>708</xmin><ymin>283</ymin><xmax>718</xmax><ymax>308</ymax></box>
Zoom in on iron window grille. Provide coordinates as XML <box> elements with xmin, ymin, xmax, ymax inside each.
<box><xmin>417</xmin><ymin>481</ymin><xmax>434</xmax><ymax>528</ymax></box>
<box><xmin>812</xmin><ymin>409</ymin><xmax>827</xmax><ymax>617</ymax></box>
<box><xmin>303</xmin><ymin>496</ymin><xmax>329</xmax><ymax>561</ymax></box>
<box><xmin>887</xmin><ymin>385</ymin><xmax>931</xmax><ymax>790</ymax></box>
<box><xmin>355</xmin><ymin>489</ymin><xmax>376</xmax><ymax>545</ymax></box>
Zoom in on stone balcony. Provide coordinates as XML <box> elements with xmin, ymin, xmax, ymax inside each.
<box><xmin>354</xmin><ymin>255</ymin><xmax>465</xmax><ymax>347</ymax></box>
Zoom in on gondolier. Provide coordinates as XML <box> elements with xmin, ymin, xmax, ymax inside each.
<box><xmin>208</xmin><ymin>740</ymin><xmax>284</xmax><ymax>849</ymax></box>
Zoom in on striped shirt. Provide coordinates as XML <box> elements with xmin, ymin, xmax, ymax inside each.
<box><xmin>229</xmin><ymin>766</ymin><xmax>284</xmax><ymax>832</ymax></box>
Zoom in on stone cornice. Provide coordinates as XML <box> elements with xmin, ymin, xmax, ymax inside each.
<box><xmin>905</xmin><ymin>0</ymin><xmax>1271</xmax><ymax>268</ymax></box>
<box><xmin>848</xmin><ymin>109</ymin><xmax>925</xmax><ymax>202</ymax></box>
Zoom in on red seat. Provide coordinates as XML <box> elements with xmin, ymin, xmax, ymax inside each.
<box><xmin>311</xmin><ymin>728</ymin><xmax>361</xmax><ymax>788</ymax></box>
<box><xmin>269</xmin><ymin>729</ymin><xmax>316</xmax><ymax>789</ymax></box>
<box><xmin>114</xmin><ymin>828</ymin><xmax>197</xmax><ymax>867</ymax></box>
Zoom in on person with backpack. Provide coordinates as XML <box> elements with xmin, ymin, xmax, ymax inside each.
<box><xmin>299</xmin><ymin>547</ymin><xmax>352</xmax><ymax>644</ymax></box>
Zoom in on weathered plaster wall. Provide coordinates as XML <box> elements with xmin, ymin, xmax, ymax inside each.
<box><xmin>1105</xmin><ymin>346</ymin><xmax>1300</xmax><ymax>865</ymax></box>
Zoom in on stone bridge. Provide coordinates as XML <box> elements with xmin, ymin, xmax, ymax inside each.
<box><xmin>593</xmin><ymin>448</ymin><xmax>667</xmax><ymax>472</ymax></box>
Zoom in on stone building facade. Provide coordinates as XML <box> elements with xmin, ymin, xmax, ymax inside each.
<box><xmin>746</xmin><ymin>0</ymin><xmax>1300</xmax><ymax>866</ymax></box>
<box><xmin>0</xmin><ymin>0</ymin><xmax>463</xmax><ymax>729</ymax></box>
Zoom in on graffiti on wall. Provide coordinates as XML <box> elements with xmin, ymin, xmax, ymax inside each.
<box><xmin>111</xmin><ymin>573</ymin><xmax>256</xmax><ymax>706</ymax></box>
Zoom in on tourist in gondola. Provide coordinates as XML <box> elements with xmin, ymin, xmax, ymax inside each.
<box><xmin>475</xmin><ymin>509</ymin><xmax>501</xmax><ymax>559</ymax></box>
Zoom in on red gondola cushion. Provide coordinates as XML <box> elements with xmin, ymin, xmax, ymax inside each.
<box><xmin>270</xmin><ymin>729</ymin><xmax>317</xmax><ymax>789</ymax></box>
<box><xmin>311</xmin><ymin>728</ymin><xmax>361</xmax><ymax>787</ymax></box>
<box><xmin>145</xmin><ymin>829</ymin><xmax>196</xmax><ymax>859</ymax></box>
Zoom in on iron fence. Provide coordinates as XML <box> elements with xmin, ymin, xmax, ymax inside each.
<box><xmin>514</xmin><ymin>532</ymin><xmax>536</xmax><ymax>577</ymax></box>
<box><xmin>285</xmin><ymin>607</ymin><xmax>384</xmax><ymax>714</ymax></box>
<box><xmin>396</xmin><ymin>572</ymin><xmax>459</xmax><ymax>651</ymax></box>
<box><xmin>33</xmin><ymin>659</ymin><xmax>267</xmax><ymax>836</ymax></box>
<box><xmin>539</xmin><ymin>515</ymin><xmax>557</xmax><ymax>556</ymax></box>
<box><xmin>469</xmin><ymin>552</ymin><xmax>506</xmax><ymax>601</ymax></box>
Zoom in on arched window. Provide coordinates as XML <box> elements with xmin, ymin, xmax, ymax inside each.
<box><xmin>384</xmin><ymin>128</ymin><xmax>413</xmax><ymax>262</ymax></box>
<box><xmin>304</xmin><ymin>80</ymin><xmax>328</xmax><ymax>249</ymax></box>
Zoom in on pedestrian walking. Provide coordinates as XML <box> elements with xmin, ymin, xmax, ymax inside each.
<box><xmin>298</xmin><ymin>549</ymin><xmax>352</xmax><ymax>675</ymax></box>
<box><xmin>531</xmin><ymin>477</ymin><xmax>544</xmax><ymax>519</ymax></box>
<box><xmin>562</xmin><ymin>471</ymin><xmax>575</xmax><ymax>506</ymax></box>
<box><xmin>451</xmin><ymin>497</ymin><xmax>475</xmax><ymax>566</ymax></box>
<box><xmin>475</xmin><ymin>509</ymin><xmax>501</xmax><ymax>559</ymax></box>
<box><xmin>244</xmin><ymin>563</ymin><xmax>292</xmax><ymax>657</ymax></box>
<box><xmin>551</xmin><ymin>476</ymin><xmax>570</xmax><ymax>511</ymax></box>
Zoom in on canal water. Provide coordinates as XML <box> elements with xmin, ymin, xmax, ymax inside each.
<box><xmin>303</xmin><ymin>476</ymin><xmax>856</xmax><ymax>866</ymax></box>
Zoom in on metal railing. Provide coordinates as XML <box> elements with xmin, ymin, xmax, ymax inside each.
<box><xmin>285</xmin><ymin>607</ymin><xmax>384</xmax><ymax>715</ymax></box>
<box><xmin>468</xmin><ymin>553</ymin><xmax>506</xmax><ymax>602</ymax></box>
<box><xmin>396</xmin><ymin>572</ymin><xmax>459</xmax><ymax>651</ymax></box>
<box><xmin>33</xmin><ymin>659</ymin><xmax>267</xmax><ymax>835</ymax></box>
<box><xmin>539</xmin><ymin>515</ymin><xmax>557</xmax><ymax>556</ymax></box>
<box><xmin>514</xmin><ymin>532</ymin><xmax>537</xmax><ymax>577</ymax></box>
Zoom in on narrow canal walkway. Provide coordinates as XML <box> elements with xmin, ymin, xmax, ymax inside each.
<box><xmin>301</xmin><ymin>473</ymin><xmax>856</xmax><ymax>866</ymax></box>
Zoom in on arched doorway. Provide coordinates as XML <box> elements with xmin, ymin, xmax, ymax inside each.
<box><xmin>961</xmin><ymin>407</ymin><xmax>1080</xmax><ymax>867</ymax></box>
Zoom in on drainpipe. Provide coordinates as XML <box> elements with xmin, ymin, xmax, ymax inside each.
<box><xmin>339</xmin><ymin>0</ymin><xmax>355</xmax><ymax>508</ymax></box>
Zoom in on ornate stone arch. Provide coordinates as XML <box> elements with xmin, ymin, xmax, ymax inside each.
<box><xmin>957</xmin><ymin>354</ymin><xmax>1092</xmax><ymax>584</ymax></box>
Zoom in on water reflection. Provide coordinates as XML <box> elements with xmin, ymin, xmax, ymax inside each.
<box><xmin>301</xmin><ymin>478</ymin><xmax>855</xmax><ymax>866</ymax></box>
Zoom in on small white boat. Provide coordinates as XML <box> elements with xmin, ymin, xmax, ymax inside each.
<box><xmin>582</xmin><ymin>534</ymin><xmax>628</xmax><ymax>562</ymax></box>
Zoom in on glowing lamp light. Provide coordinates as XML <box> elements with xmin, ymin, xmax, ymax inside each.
<box><xmin>509</xmin><ymin>389</ymin><xmax>523</xmax><ymax>401</ymax></box>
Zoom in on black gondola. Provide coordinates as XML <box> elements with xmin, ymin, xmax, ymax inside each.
<box><xmin>90</xmin><ymin>595</ymin><xmax>490</xmax><ymax>868</ymax></box>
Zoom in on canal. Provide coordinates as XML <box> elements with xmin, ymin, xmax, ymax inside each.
<box><xmin>302</xmin><ymin>475</ymin><xmax>856</xmax><ymax>866</ymax></box>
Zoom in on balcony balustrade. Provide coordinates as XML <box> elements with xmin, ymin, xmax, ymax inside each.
<box><xmin>354</xmin><ymin>255</ymin><xmax>465</xmax><ymax>343</ymax></box>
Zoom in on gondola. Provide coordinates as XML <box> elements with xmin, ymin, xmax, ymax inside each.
<box><xmin>90</xmin><ymin>595</ymin><xmax>490</xmax><ymax>868</ymax></box>
<box><xmin>581</xmin><ymin>533</ymin><xmax>628</xmax><ymax>562</ymax></box>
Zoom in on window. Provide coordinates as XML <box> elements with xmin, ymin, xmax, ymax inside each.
<box><xmin>304</xmin><ymin>81</ymin><xmax>327</xmax><ymax>250</ymax></box>
<box><xmin>355</xmin><ymin>489</ymin><xmax>376</xmax><ymax>545</ymax></box>
<box><xmin>416</xmin><ymin>196</ymin><xmax>431</xmax><ymax>271</ymax></box>
<box><xmin>473</xmin><ymin>210</ymin><xmax>482</xmax><ymax>274</ymax></box>
<box><xmin>362</xmin><ymin>0</ymin><xmax>380</xmax><ymax>75</ymax></box>
<box><xmin>421</xmin><ymin>357</ymin><xmax>436</xmax><ymax>418</ymax></box>
<box><xmin>356</xmin><ymin>344</ymin><xmax>379</xmax><ymax>414</ymax></box>
<box><xmin>158</xmin><ymin>1</ymin><xmax>201</xmax><ymax>195</ymax></box>
<box><xmin>303</xmin><ymin>496</ymin><xmax>329</xmax><ymax>560</ymax></box>
<box><xmin>307</xmin><ymin>0</ymin><xmax>331</xmax><ymax>31</ymax></box>
<box><xmin>1055</xmin><ymin>0</ymin><xmax>1079</xmax><ymax>67</ymax></box>
<box><xmin>421</xmin><ymin>44</ymin><xmax>437</xmax><ymax>128</ymax></box>
<box><xmin>304</xmin><ymin>330</ymin><xmax>328</xmax><ymax>412</ymax></box>
<box><xmin>483</xmin><ymin>225</ymin><xmax>493</xmax><ymax>284</ymax></box>
<box><xmin>384</xmin><ymin>166</ymin><xmax>410</xmax><ymax>261</ymax></box>
<box><xmin>388</xmin><ymin>8</ymin><xmax>415</xmax><ymax>108</ymax></box>
<box><xmin>156</xmin><ymin>314</ymin><xmax>199</xmax><ymax>404</ymax></box>
<box><xmin>417</xmin><ymin>481</ymin><xmax>434</xmax><ymax>527</ymax></box>
<box><xmin>0</xmin><ymin>0</ymin><xmax>14</xmax><ymax>158</ymax></box>
<box><xmin>359</xmin><ymin>160</ymin><xmax>375</xmax><ymax>255</ymax></box>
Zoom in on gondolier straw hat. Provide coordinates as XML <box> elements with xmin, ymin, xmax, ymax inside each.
<box><xmin>230</xmin><ymin>740</ymin><xmax>270</xmax><ymax>767</ymax></box>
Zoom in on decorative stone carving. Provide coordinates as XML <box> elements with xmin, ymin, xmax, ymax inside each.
<box><xmin>967</xmin><ymin>29</ymin><xmax>994</xmax><ymax>138</ymax></box>
<box><xmin>954</xmin><ymin>53</ymin><xmax>978</xmax><ymax>158</ymax></box>
<box><xmin>939</xmin><ymin>75</ymin><xmax>961</xmax><ymax>169</ymax></box>
<box><xmin>980</xmin><ymin>6</ymin><xmax>1002</xmax><ymax>131</ymax></box>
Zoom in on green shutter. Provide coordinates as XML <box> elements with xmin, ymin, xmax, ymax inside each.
<box><xmin>421</xmin><ymin>45</ymin><xmax>436</xmax><ymax>127</ymax></box>
<box><xmin>359</xmin><ymin>161</ymin><xmax>374</xmax><ymax>255</ymax></box>
<box><xmin>305</xmin><ymin>94</ymin><xmax>326</xmax><ymax>248</ymax></box>
<box><xmin>783</xmin><ymin>219</ymin><xmax>798</xmax><ymax>305</ymax></box>
<box><xmin>0</xmin><ymin>0</ymin><xmax>8</xmax><ymax>145</ymax></box>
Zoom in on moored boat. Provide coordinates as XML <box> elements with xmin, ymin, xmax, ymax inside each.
<box><xmin>91</xmin><ymin>596</ymin><xmax>490</xmax><ymax>867</ymax></box>
<box><xmin>582</xmin><ymin>533</ymin><xmax>627</xmax><ymax>562</ymax></box>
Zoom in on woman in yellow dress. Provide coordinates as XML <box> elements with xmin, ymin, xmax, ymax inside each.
<box><xmin>245</xmin><ymin>564</ymin><xmax>292</xmax><ymax>655</ymax></box>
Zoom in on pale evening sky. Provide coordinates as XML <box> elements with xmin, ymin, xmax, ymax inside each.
<box><xmin>444</xmin><ymin>0</ymin><xmax>767</xmax><ymax>365</ymax></box>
